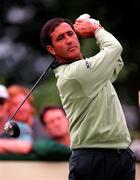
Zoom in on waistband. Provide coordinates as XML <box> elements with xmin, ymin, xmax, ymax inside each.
<box><xmin>72</xmin><ymin>148</ymin><xmax>128</xmax><ymax>154</ymax></box>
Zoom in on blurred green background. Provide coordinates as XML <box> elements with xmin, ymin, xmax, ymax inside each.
<box><xmin>0</xmin><ymin>0</ymin><xmax>140</xmax><ymax>133</ymax></box>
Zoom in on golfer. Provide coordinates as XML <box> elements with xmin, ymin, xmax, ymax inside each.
<box><xmin>40</xmin><ymin>14</ymin><xmax>135</xmax><ymax>180</ymax></box>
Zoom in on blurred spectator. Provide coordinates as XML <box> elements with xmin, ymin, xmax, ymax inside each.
<box><xmin>33</xmin><ymin>105</ymin><xmax>71</xmax><ymax>161</ymax></box>
<box><xmin>40</xmin><ymin>105</ymin><xmax>70</xmax><ymax>146</ymax></box>
<box><xmin>7</xmin><ymin>85</ymin><xmax>35</xmax><ymax>126</ymax></box>
<box><xmin>0</xmin><ymin>84</ymin><xmax>9</xmax><ymax>135</ymax></box>
<box><xmin>0</xmin><ymin>87</ymin><xmax>71</xmax><ymax>160</ymax></box>
<box><xmin>122</xmin><ymin>104</ymin><xmax>140</xmax><ymax>130</ymax></box>
<box><xmin>129</xmin><ymin>90</ymin><xmax>140</xmax><ymax>162</ymax></box>
<box><xmin>130</xmin><ymin>139</ymin><xmax>140</xmax><ymax>162</ymax></box>
<box><xmin>0</xmin><ymin>85</ymin><xmax>34</xmax><ymax>154</ymax></box>
<box><xmin>8</xmin><ymin>84</ymin><xmax>46</xmax><ymax>140</ymax></box>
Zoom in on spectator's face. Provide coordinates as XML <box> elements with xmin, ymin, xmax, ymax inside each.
<box><xmin>8</xmin><ymin>94</ymin><xmax>33</xmax><ymax>124</ymax></box>
<box><xmin>47</xmin><ymin>22</ymin><xmax>82</xmax><ymax>61</ymax></box>
<box><xmin>0</xmin><ymin>98</ymin><xmax>7</xmax><ymax>120</ymax></box>
<box><xmin>43</xmin><ymin>109</ymin><xmax>69</xmax><ymax>138</ymax></box>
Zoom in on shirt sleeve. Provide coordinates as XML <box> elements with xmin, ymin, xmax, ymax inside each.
<box><xmin>18</xmin><ymin>124</ymin><xmax>33</xmax><ymax>143</ymax></box>
<box><xmin>109</xmin><ymin>56</ymin><xmax>124</xmax><ymax>83</ymax></box>
<box><xmin>73</xmin><ymin>29</ymin><xmax>123</xmax><ymax>91</ymax></box>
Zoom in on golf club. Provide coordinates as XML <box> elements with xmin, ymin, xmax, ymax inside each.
<box><xmin>4</xmin><ymin>58</ymin><xmax>55</xmax><ymax>137</ymax></box>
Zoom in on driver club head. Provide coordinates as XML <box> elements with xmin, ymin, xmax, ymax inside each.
<box><xmin>4</xmin><ymin>120</ymin><xmax>20</xmax><ymax>138</ymax></box>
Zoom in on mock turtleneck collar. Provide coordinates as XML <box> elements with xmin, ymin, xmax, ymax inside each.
<box><xmin>51</xmin><ymin>57</ymin><xmax>85</xmax><ymax>70</ymax></box>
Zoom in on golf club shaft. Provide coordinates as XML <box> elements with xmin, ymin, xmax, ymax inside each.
<box><xmin>8</xmin><ymin>60</ymin><xmax>55</xmax><ymax>121</ymax></box>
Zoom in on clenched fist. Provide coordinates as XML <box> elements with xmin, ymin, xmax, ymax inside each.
<box><xmin>74</xmin><ymin>15</ymin><xmax>102</xmax><ymax>38</ymax></box>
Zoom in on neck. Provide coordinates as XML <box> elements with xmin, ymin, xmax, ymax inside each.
<box><xmin>52</xmin><ymin>54</ymin><xmax>84</xmax><ymax>69</ymax></box>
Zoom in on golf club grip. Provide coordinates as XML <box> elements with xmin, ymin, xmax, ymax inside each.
<box><xmin>9</xmin><ymin>60</ymin><xmax>55</xmax><ymax>121</ymax></box>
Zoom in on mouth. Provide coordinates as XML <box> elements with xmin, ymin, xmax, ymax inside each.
<box><xmin>67</xmin><ymin>46</ymin><xmax>78</xmax><ymax>52</ymax></box>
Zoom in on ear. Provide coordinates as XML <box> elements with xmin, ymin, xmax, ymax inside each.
<box><xmin>47</xmin><ymin>45</ymin><xmax>55</xmax><ymax>55</ymax></box>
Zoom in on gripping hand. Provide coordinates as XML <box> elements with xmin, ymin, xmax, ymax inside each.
<box><xmin>74</xmin><ymin>14</ymin><xmax>102</xmax><ymax>37</ymax></box>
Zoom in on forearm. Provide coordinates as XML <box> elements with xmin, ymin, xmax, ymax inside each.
<box><xmin>0</xmin><ymin>139</ymin><xmax>32</xmax><ymax>154</ymax></box>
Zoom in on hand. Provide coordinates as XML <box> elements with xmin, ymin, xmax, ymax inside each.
<box><xmin>74</xmin><ymin>19</ymin><xmax>102</xmax><ymax>38</ymax></box>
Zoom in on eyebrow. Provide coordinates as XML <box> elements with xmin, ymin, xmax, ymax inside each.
<box><xmin>56</xmin><ymin>34</ymin><xmax>64</xmax><ymax>41</ymax></box>
<box><xmin>56</xmin><ymin>30</ymin><xmax>74</xmax><ymax>41</ymax></box>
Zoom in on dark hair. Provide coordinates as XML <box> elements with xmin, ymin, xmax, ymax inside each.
<box><xmin>39</xmin><ymin>105</ymin><xmax>66</xmax><ymax>126</ymax></box>
<box><xmin>40</xmin><ymin>18</ymin><xmax>74</xmax><ymax>48</ymax></box>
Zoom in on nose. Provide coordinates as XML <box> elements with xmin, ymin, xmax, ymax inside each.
<box><xmin>65</xmin><ymin>35</ymin><xmax>72</xmax><ymax>44</ymax></box>
<box><xmin>54</xmin><ymin>119</ymin><xmax>59</xmax><ymax>126</ymax></box>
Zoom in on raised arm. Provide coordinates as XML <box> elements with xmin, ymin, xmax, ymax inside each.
<box><xmin>73</xmin><ymin>17</ymin><xmax>123</xmax><ymax>88</ymax></box>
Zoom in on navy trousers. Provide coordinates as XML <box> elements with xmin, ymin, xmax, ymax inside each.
<box><xmin>69</xmin><ymin>148</ymin><xmax>135</xmax><ymax>180</ymax></box>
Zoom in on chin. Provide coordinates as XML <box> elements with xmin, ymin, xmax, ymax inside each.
<box><xmin>54</xmin><ymin>133</ymin><xmax>63</xmax><ymax>138</ymax></box>
<box><xmin>67</xmin><ymin>49</ymin><xmax>80</xmax><ymax>58</ymax></box>
<box><xmin>68</xmin><ymin>55</ymin><xmax>81</xmax><ymax>61</ymax></box>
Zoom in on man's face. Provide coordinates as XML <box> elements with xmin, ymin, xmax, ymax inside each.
<box><xmin>8</xmin><ymin>94</ymin><xmax>33</xmax><ymax>124</ymax></box>
<box><xmin>43</xmin><ymin>109</ymin><xmax>69</xmax><ymax>138</ymax></box>
<box><xmin>47</xmin><ymin>22</ymin><xmax>82</xmax><ymax>62</ymax></box>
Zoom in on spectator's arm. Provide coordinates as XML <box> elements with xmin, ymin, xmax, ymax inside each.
<box><xmin>0</xmin><ymin>139</ymin><xmax>32</xmax><ymax>154</ymax></box>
